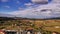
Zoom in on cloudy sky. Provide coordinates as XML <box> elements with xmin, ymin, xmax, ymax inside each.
<box><xmin>0</xmin><ymin>0</ymin><xmax>60</xmax><ymax>18</ymax></box>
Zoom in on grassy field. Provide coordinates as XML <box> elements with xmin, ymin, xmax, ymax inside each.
<box><xmin>0</xmin><ymin>17</ymin><xmax>60</xmax><ymax>33</ymax></box>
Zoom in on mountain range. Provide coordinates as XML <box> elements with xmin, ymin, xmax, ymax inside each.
<box><xmin>0</xmin><ymin>13</ymin><xmax>60</xmax><ymax>19</ymax></box>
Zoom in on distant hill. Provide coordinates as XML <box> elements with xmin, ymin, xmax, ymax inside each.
<box><xmin>0</xmin><ymin>17</ymin><xmax>60</xmax><ymax>21</ymax></box>
<box><xmin>44</xmin><ymin>17</ymin><xmax>60</xmax><ymax>20</ymax></box>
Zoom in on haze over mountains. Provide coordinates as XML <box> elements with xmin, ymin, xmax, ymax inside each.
<box><xmin>0</xmin><ymin>13</ymin><xmax>60</xmax><ymax>19</ymax></box>
<box><xmin>0</xmin><ymin>13</ymin><xmax>15</xmax><ymax>17</ymax></box>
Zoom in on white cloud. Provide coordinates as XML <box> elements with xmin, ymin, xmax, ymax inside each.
<box><xmin>24</xmin><ymin>3</ymin><xmax>33</xmax><ymax>6</ymax></box>
<box><xmin>18</xmin><ymin>7</ymin><xmax>24</xmax><ymax>10</ymax></box>
<box><xmin>1</xmin><ymin>0</ymin><xmax>8</xmax><ymax>2</ymax></box>
<box><xmin>52</xmin><ymin>0</ymin><xmax>60</xmax><ymax>3</ymax></box>
<box><xmin>31</xmin><ymin>0</ymin><xmax>48</xmax><ymax>4</ymax></box>
<box><xmin>24</xmin><ymin>3</ymin><xmax>36</xmax><ymax>8</ymax></box>
<box><xmin>9</xmin><ymin>0</ymin><xmax>60</xmax><ymax>18</ymax></box>
<box><xmin>4</xmin><ymin>6</ymin><xmax>10</xmax><ymax>8</ymax></box>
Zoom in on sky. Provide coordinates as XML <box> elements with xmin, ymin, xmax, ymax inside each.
<box><xmin>0</xmin><ymin>0</ymin><xmax>51</xmax><ymax>13</ymax></box>
<box><xmin>0</xmin><ymin>0</ymin><xmax>60</xmax><ymax>18</ymax></box>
